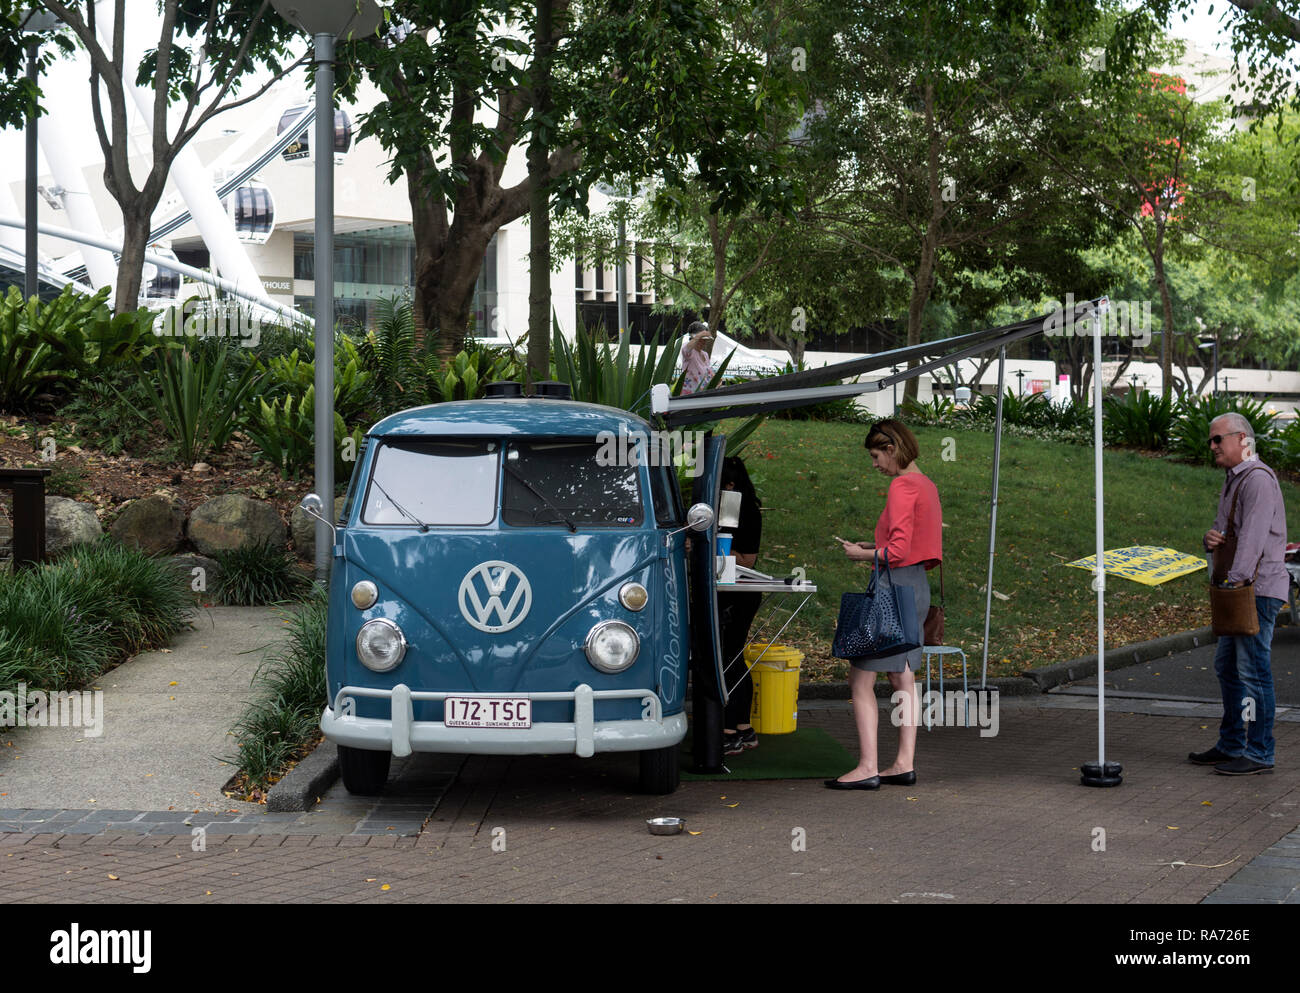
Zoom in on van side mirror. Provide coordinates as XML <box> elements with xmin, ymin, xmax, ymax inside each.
<box><xmin>686</xmin><ymin>503</ymin><xmax>715</xmax><ymax>532</ymax></box>
<box><xmin>300</xmin><ymin>493</ymin><xmax>339</xmax><ymax>541</ymax></box>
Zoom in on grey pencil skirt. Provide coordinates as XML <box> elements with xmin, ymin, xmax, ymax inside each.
<box><xmin>849</xmin><ymin>562</ymin><xmax>930</xmax><ymax>673</ymax></box>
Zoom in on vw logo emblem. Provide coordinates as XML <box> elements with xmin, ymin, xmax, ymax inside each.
<box><xmin>458</xmin><ymin>561</ymin><xmax>532</xmax><ymax>633</ymax></box>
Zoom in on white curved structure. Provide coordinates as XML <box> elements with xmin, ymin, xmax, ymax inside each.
<box><xmin>0</xmin><ymin>216</ymin><xmax>309</xmax><ymax>326</ymax></box>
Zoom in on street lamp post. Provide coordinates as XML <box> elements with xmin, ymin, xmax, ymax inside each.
<box><xmin>20</xmin><ymin>8</ymin><xmax>60</xmax><ymax>300</ymax></box>
<box><xmin>270</xmin><ymin>0</ymin><xmax>383</xmax><ymax>583</ymax></box>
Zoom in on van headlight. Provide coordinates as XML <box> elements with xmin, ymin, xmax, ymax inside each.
<box><xmin>356</xmin><ymin>618</ymin><xmax>407</xmax><ymax>672</ymax></box>
<box><xmin>585</xmin><ymin>621</ymin><xmax>640</xmax><ymax>673</ymax></box>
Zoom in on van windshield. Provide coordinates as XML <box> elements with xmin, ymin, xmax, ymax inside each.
<box><xmin>502</xmin><ymin>441</ymin><xmax>643</xmax><ymax>528</ymax></box>
<box><xmin>362</xmin><ymin>440</ymin><xmax>498</xmax><ymax>526</ymax></box>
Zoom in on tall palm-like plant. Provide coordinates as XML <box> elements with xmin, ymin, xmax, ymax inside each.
<box><xmin>551</xmin><ymin>317</ymin><xmax>692</xmax><ymax>419</ymax></box>
<box><xmin>127</xmin><ymin>342</ymin><xmax>264</xmax><ymax>464</ymax></box>
<box><xmin>551</xmin><ymin>316</ymin><xmax>764</xmax><ymax>456</ymax></box>
<box><xmin>355</xmin><ymin>296</ymin><xmax>425</xmax><ymax>419</ymax></box>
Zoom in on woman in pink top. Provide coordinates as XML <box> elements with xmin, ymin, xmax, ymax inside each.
<box><xmin>680</xmin><ymin>321</ymin><xmax>714</xmax><ymax>395</ymax></box>
<box><xmin>828</xmin><ymin>419</ymin><xmax>943</xmax><ymax>791</ymax></box>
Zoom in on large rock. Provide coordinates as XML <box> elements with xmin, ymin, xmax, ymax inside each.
<box><xmin>110</xmin><ymin>494</ymin><xmax>185</xmax><ymax>555</ymax></box>
<box><xmin>169</xmin><ymin>553</ymin><xmax>222</xmax><ymax>596</ymax></box>
<box><xmin>291</xmin><ymin>496</ymin><xmax>347</xmax><ymax>562</ymax></box>
<box><xmin>44</xmin><ymin>497</ymin><xmax>103</xmax><ymax>556</ymax></box>
<box><xmin>187</xmin><ymin>494</ymin><xmax>286</xmax><ymax>556</ymax></box>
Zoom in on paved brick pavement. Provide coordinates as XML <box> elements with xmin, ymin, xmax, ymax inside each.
<box><xmin>2</xmin><ymin>700</ymin><xmax>1296</xmax><ymax>903</ymax></box>
<box><xmin>0</xmin><ymin>752</ymin><xmax>460</xmax><ymax>839</ymax></box>
<box><xmin>1203</xmin><ymin>827</ymin><xmax>1300</xmax><ymax>904</ymax></box>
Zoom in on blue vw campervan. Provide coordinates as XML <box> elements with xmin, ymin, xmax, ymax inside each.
<box><xmin>301</xmin><ymin>383</ymin><xmax>731</xmax><ymax>795</ymax></box>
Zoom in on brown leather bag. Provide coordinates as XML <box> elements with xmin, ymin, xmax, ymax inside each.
<box><xmin>1208</xmin><ymin>465</ymin><xmax>1270</xmax><ymax>637</ymax></box>
<box><xmin>924</xmin><ymin>562</ymin><xmax>945</xmax><ymax>646</ymax></box>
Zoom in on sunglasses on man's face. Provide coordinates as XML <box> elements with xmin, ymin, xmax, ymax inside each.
<box><xmin>1209</xmin><ymin>431</ymin><xmax>1244</xmax><ymax>447</ymax></box>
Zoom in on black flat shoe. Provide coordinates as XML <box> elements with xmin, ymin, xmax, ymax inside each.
<box><xmin>879</xmin><ymin>771</ymin><xmax>916</xmax><ymax>786</ymax></box>
<box><xmin>824</xmin><ymin>776</ymin><xmax>881</xmax><ymax>790</ymax></box>
<box><xmin>1214</xmin><ymin>757</ymin><xmax>1274</xmax><ymax>776</ymax></box>
<box><xmin>1188</xmin><ymin>747</ymin><xmax>1237</xmax><ymax>766</ymax></box>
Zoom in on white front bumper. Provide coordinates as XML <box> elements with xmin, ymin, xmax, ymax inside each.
<box><xmin>321</xmin><ymin>682</ymin><xmax>686</xmax><ymax>758</ymax></box>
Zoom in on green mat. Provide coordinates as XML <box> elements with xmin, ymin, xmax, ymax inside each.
<box><xmin>679</xmin><ymin>726</ymin><xmax>854</xmax><ymax>781</ymax></box>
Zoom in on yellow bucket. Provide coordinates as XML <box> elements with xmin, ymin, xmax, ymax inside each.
<box><xmin>744</xmin><ymin>643</ymin><xmax>803</xmax><ymax>735</ymax></box>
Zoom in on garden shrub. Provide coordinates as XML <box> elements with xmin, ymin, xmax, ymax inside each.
<box><xmin>212</xmin><ymin>540</ymin><xmax>314</xmax><ymax>605</ymax></box>
<box><xmin>1170</xmin><ymin>394</ymin><xmax>1275</xmax><ymax>466</ymax></box>
<box><xmin>1104</xmin><ymin>389</ymin><xmax>1175</xmax><ymax>450</ymax></box>
<box><xmin>0</xmin><ymin>539</ymin><xmax>190</xmax><ymax>697</ymax></box>
<box><xmin>226</xmin><ymin>588</ymin><xmax>327</xmax><ymax>786</ymax></box>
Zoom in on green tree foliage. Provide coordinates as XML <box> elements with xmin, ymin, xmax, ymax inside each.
<box><xmin>0</xmin><ymin>4</ymin><xmax>75</xmax><ymax>129</ymax></box>
<box><xmin>345</xmin><ymin>1</ymin><xmax>797</xmax><ymax>359</ymax></box>
<box><xmin>1146</xmin><ymin>1</ymin><xmax>1300</xmax><ymax>125</ymax></box>
<box><xmin>34</xmin><ymin>1</ymin><xmax>304</xmax><ymax>312</ymax></box>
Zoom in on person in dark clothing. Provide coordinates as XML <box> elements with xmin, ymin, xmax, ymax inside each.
<box><xmin>719</xmin><ymin>456</ymin><xmax>763</xmax><ymax>755</ymax></box>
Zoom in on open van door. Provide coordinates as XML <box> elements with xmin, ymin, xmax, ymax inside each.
<box><xmin>688</xmin><ymin>433</ymin><xmax>727</xmax><ymax>771</ymax></box>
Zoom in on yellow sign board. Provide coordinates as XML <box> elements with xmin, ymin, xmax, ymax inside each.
<box><xmin>1065</xmin><ymin>546</ymin><xmax>1207</xmax><ymax>586</ymax></box>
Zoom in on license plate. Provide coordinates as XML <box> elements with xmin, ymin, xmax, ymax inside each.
<box><xmin>444</xmin><ymin>696</ymin><xmax>532</xmax><ymax>729</ymax></box>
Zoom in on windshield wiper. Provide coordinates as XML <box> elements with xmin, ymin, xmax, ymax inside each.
<box><xmin>370</xmin><ymin>479</ymin><xmax>429</xmax><ymax>532</ymax></box>
<box><xmin>504</xmin><ymin>463</ymin><xmax>577</xmax><ymax>533</ymax></box>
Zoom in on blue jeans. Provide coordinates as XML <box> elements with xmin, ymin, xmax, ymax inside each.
<box><xmin>1214</xmin><ymin>596</ymin><xmax>1283</xmax><ymax>765</ymax></box>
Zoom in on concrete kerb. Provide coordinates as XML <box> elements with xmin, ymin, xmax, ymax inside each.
<box><xmin>267</xmin><ymin>741</ymin><xmax>339</xmax><ymax>812</ymax></box>
<box><xmin>1024</xmin><ymin>625</ymin><xmax>1219</xmax><ymax>692</ymax></box>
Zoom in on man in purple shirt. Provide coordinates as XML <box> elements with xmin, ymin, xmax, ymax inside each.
<box><xmin>1190</xmin><ymin>413</ymin><xmax>1288</xmax><ymax>775</ymax></box>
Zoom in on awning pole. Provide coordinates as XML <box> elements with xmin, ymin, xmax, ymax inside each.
<box><xmin>1082</xmin><ymin>302</ymin><xmax>1121</xmax><ymax>786</ymax></box>
<box><xmin>979</xmin><ymin>347</ymin><xmax>1007</xmax><ymax>688</ymax></box>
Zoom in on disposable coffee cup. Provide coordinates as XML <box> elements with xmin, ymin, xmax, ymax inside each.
<box><xmin>717</xmin><ymin>534</ymin><xmax>733</xmax><ymax>556</ymax></box>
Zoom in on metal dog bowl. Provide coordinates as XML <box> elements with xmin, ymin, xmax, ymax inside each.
<box><xmin>646</xmin><ymin>817</ymin><xmax>685</xmax><ymax>836</ymax></box>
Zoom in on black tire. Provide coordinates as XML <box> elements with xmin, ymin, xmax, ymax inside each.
<box><xmin>638</xmin><ymin>744</ymin><xmax>680</xmax><ymax>795</ymax></box>
<box><xmin>338</xmin><ymin>745</ymin><xmax>391</xmax><ymax>795</ymax></box>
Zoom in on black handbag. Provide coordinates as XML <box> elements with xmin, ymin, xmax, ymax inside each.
<box><xmin>832</xmin><ymin>550</ymin><xmax>921</xmax><ymax>661</ymax></box>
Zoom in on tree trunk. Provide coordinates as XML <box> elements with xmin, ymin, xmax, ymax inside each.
<box><xmin>903</xmin><ymin>231</ymin><xmax>939</xmax><ymax>403</ymax></box>
<box><xmin>412</xmin><ymin>237</ymin><xmax>492</xmax><ymax>361</ymax></box>
<box><xmin>409</xmin><ymin>171</ymin><xmax>496</xmax><ymax>361</ymax></box>
<box><xmin>707</xmin><ymin>213</ymin><xmax>729</xmax><ymax>331</ymax></box>
<box><xmin>904</xmin><ymin>81</ymin><xmax>943</xmax><ymax>403</ymax></box>
<box><xmin>1153</xmin><ymin>242</ymin><xmax>1176</xmax><ymax>400</ymax></box>
<box><xmin>114</xmin><ymin>207</ymin><xmax>149</xmax><ymax>315</ymax></box>
<box><xmin>526</xmin><ymin>0</ymin><xmax>554</xmax><ymax>386</ymax></box>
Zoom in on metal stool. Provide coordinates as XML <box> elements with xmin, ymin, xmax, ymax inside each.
<box><xmin>921</xmin><ymin>646</ymin><xmax>970</xmax><ymax>729</ymax></box>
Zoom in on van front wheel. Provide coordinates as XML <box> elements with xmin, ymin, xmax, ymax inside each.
<box><xmin>638</xmin><ymin>745</ymin><xmax>680</xmax><ymax>794</ymax></box>
<box><xmin>338</xmin><ymin>745</ymin><xmax>391</xmax><ymax>795</ymax></box>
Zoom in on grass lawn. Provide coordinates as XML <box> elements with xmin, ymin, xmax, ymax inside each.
<box><xmin>725</xmin><ymin>418</ymin><xmax>1300</xmax><ymax>682</ymax></box>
